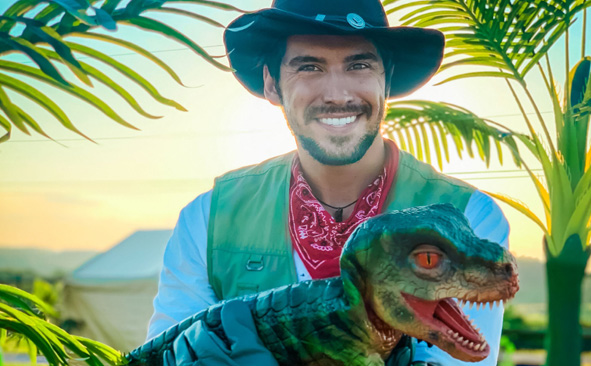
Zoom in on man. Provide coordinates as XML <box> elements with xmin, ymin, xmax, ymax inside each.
<box><xmin>147</xmin><ymin>0</ymin><xmax>510</xmax><ymax>365</ymax></box>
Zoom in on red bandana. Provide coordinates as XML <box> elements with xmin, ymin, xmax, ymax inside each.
<box><xmin>288</xmin><ymin>139</ymin><xmax>400</xmax><ymax>279</ymax></box>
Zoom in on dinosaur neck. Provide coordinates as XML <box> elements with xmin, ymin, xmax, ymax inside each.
<box><xmin>340</xmin><ymin>244</ymin><xmax>403</xmax><ymax>357</ymax></box>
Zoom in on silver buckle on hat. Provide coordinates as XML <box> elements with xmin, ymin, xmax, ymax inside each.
<box><xmin>346</xmin><ymin>13</ymin><xmax>366</xmax><ymax>29</ymax></box>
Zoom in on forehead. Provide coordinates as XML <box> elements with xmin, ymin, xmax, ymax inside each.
<box><xmin>283</xmin><ymin>35</ymin><xmax>381</xmax><ymax>61</ymax></box>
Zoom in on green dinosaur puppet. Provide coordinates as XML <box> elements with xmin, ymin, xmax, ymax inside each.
<box><xmin>127</xmin><ymin>203</ymin><xmax>519</xmax><ymax>365</ymax></box>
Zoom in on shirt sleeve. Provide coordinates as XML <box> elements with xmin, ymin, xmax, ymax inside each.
<box><xmin>146</xmin><ymin>190</ymin><xmax>217</xmax><ymax>341</ymax></box>
<box><xmin>412</xmin><ymin>190</ymin><xmax>510</xmax><ymax>365</ymax></box>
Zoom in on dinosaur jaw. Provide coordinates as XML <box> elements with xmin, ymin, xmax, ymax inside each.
<box><xmin>400</xmin><ymin>292</ymin><xmax>489</xmax><ymax>361</ymax></box>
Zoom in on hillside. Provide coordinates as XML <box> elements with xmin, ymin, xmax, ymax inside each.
<box><xmin>0</xmin><ymin>248</ymin><xmax>97</xmax><ymax>278</ymax></box>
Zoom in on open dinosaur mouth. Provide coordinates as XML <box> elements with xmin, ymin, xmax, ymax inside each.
<box><xmin>401</xmin><ymin>293</ymin><xmax>489</xmax><ymax>357</ymax></box>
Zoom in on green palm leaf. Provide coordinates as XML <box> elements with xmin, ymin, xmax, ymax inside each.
<box><xmin>1</xmin><ymin>284</ymin><xmax>125</xmax><ymax>366</ymax></box>
<box><xmin>383</xmin><ymin>100</ymin><xmax>524</xmax><ymax>170</ymax></box>
<box><xmin>0</xmin><ymin>0</ymin><xmax>241</xmax><ymax>143</ymax></box>
<box><xmin>384</xmin><ymin>0</ymin><xmax>591</xmax><ymax>81</ymax></box>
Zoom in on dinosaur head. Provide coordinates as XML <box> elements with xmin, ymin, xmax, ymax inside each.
<box><xmin>340</xmin><ymin>203</ymin><xmax>519</xmax><ymax>362</ymax></box>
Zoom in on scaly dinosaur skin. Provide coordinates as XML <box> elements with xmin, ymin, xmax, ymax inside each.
<box><xmin>127</xmin><ymin>203</ymin><xmax>519</xmax><ymax>365</ymax></box>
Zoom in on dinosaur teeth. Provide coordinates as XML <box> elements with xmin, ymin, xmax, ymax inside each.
<box><xmin>447</xmin><ymin>329</ymin><xmax>453</xmax><ymax>335</ymax></box>
<box><xmin>462</xmin><ymin>339</ymin><xmax>469</xmax><ymax>346</ymax></box>
<box><xmin>489</xmin><ymin>302</ymin><xmax>493</xmax><ymax>310</ymax></box>
<box><xmin>453</xmin><ymin>332</ymin><xmax>459</xmax><ymax>338</ymax></box>
<box><xmin>457</xmin><ymin>336</ymin><xmax>464</xmax><ymax>342</ymax></box>
<box><xmin>469</xmin><ymin>341</ymin><xmax>475</xmax><ymax>349</ymax></box>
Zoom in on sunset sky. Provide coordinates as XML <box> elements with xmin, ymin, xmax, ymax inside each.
<box><xmin>0</xmin><ymin>0</ymin><xmax>589</xmax><ymax>263</ymax></box>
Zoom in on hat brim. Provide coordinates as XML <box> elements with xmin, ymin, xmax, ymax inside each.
<box><xmin>224</xmin><ymin>9</ymin><xmax>444</xmax><ymax>99</ymax></box>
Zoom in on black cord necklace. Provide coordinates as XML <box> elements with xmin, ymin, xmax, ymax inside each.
<box><xmin>316</xmin><ymin>198</ymin><xmax>358</xmax><ymax>223</ymax></box>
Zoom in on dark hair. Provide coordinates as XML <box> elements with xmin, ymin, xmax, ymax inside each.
<box><xmin>264</xmin><ymin>38</ymin><xmax>287</xmax><ymax>82</ymax></box>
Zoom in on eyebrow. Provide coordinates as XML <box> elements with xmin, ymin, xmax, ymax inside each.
<box><xmin>344</xmin><ymin>52</ymin><xmax>379</xmax><ymax>63</ymax></box>
<box><xmin>285</xmin><ymin>52</ymin><xmax>379</xmax><ymax>68</ymax></box>
<box><xmin>287</xmin><ymin>56</ymin><xmax>326</xmax><ymax>67</ymax></box>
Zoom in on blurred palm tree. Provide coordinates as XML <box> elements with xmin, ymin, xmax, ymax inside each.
<box><xmin>0</xmin><ymin>0</ymin><xmax>242</xmax><ymax>143</ymax></box>
<box><xmin>382</xmin><ymin>0</ymin><xmax>591</xmax><ymax>365</ymax></box>
<box><xmin>0</xmin><ymin>284</ymin><xmax>124</xmax><ymax>365</ymax></box>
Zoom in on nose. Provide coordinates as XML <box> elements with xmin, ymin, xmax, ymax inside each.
<box><xmin>321</xmin><ymin>72</ymin><xmax>354</xmax><ymax>105</ymax></box>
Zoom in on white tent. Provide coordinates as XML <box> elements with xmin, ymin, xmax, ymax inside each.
<box><xmin>61</xmin><ymin>229</ymin><xmax>172</xmax><ymax>352</ymax></box>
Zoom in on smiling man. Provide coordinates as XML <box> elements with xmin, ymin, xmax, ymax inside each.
<box><xmin>146</xmin><ymin>1</ymin><xmax>510</xmax><ymax>365</ymax></box>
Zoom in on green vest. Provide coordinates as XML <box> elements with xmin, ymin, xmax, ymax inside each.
<box><xmin>207</xmin><ymin>150</ymin><xmax>475</xmax><ymax>300</ymax></box>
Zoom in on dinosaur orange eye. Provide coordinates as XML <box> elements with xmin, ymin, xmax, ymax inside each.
<box><xmin>415</xmin><ymin>252</ymin><xmax>440</xmax><ymax>269</ymax></box>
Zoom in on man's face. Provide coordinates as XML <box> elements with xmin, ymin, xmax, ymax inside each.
<box><xmin>267</xmin><ymin>35</ymin><xmax>386</xmax><ymax>166</ymax></box>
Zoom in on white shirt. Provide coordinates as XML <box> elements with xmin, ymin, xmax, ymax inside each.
<box><xmin>147</xmin><ymin>189</ymin><xmax>509</xmax><ymax>366</ymax></box>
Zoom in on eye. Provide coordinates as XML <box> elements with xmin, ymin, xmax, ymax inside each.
<box><xmin>415</xmin><ymin>252</ymin><xmax>441</xmax><ymax>269</ymax></box>
<box><xmin>298</xmin><ymin>64</ymin><xmax>321</xmax><ymax>72</ymax></box>
<box><xmin>349</xmin><ymin>63</ymin><xmax>370</xmax><ymax>71</ymax></box>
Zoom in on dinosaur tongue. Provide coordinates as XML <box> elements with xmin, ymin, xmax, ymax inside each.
<box><xmin>434</xmin><ymin>298</ymin><xmax>480</xmax><ymax>342</ymax></box>
<box><xmin>401</xmin><ymin>293</ymin><xmax>480</xmax><ymax>343</ymax></box>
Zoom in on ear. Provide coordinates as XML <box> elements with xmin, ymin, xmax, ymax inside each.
<box><xmin>263</xmin><ymin>65</ymin><xmax>281</xmax><ymax>106</ymax></box>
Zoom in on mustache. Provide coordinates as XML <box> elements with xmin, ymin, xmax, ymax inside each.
<box><xmin>304</xmin><ymin>104</ymin><xmax>372</xmax><ymax>122</ymax></box>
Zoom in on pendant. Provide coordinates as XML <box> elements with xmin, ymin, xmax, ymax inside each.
<box><xmin>335</xmin><ymin>208</ymin><xmax>343</xmax><ymax>222</ymax></box>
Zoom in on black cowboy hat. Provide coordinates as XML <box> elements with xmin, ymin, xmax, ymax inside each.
<box><xmin>223</xmin><ymin>0</ymin><xmax>445</xmax><ymax>99</ymax></box>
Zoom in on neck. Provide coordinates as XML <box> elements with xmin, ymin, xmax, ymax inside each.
<box><xmin>297</xmin><ymin>136</ymin><xmax>387</xmax><ymax>207</ymax></box>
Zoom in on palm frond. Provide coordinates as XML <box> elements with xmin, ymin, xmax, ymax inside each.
<box><xmin>382</xmin><ymin>100</ymin><xmax>525</xmax><ymax>170</ymax></box>
<box><xmin>384</xmin><ymin>0</ymin><xmax>591</xmax><ymax>82</ymax></box>
<box><xmin>0</xmin><ymin>0</ymin><xmax>244</xmax><ymax>142</ymax></box>
<box><xmin>0</xmin><ymin>284</ymin><xmax>125</xmax><ymax>366</ymax></box>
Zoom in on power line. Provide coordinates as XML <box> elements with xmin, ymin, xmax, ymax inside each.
<box><xmin>4</xmin><ymin>129</ymin><xmax>276</xmax><ymax>143</ymax></box>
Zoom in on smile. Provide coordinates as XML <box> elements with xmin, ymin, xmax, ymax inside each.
<box><xmin>317</xmin><ymin>115</ymin><xmax>358</xmax><ymax>127</ymax></box>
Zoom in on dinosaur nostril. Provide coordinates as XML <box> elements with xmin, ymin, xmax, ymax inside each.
<box><xmin>504</xmin><ymin>263</ymin><xmax>514</xmax><ymax>277</ymax></box>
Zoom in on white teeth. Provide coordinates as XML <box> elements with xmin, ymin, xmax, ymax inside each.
<box><xmin>474</xmin><ymin>343</ymin><xmax>481</xmax><ymax>351</ymax></box>
<box><xmin>457</xmin><ymin>336</ymin><xmax>464</xmax><ymax>342</ymax></box>
<box><xmin>453</xmin><ymin>332</ymin><xmax>459</xmax><ymax>338</ymax></box>
<box><xmin>318</xmin><ymin>116</ymin><xmax>356</xmax><ymax>126</ymax></box>
<box><xmin>447</xmin><ymin>329</ymin><xmax>453</xmax><ymax>335</ymax></box>
<box><xmin>469</xmin><ymin>341</ymin><xmax>475</xmax><ymax>349</ymax></box>
<box><xmin>462</xmin><ymin>339</ymin><xmax>469</xmax><ymax>346</ymax></box>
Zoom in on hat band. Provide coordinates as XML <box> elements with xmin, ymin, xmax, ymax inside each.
<box><xmin>308</xmin><ymin>13</ymin><xmax>378</xmax><ymax>29</ymax></box>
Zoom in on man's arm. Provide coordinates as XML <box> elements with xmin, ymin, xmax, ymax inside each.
<box><xmin>146</xmin><ymin>190</ymin><xmax>217</xmax><ymax>341</ymax></box>
<box><xmin>412</xmin><ymin>190</ymin><xmax>510</xmax><ymax>366</ymax></box>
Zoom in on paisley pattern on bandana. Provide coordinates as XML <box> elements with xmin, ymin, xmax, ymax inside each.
<box><xmin>288</xmin><ymin>139</ymin><xmax>399</xmax><ymax>279</ymax></box>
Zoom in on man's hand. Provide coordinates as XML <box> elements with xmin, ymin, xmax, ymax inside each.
<box><xmin>162</xmin><ymin>300</ymin><xmax>279</xmax><ymax>366</ymax></box>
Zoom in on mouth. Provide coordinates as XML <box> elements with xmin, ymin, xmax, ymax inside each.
<box><xmin>401</xmin><ymin>292</ymin><xmax>495</xmax><ymax>360</ymax></box>
<box><xmin>316</xmin><ymin>114</ymin><xmax>359</xmax><ymax>128</ymax></box>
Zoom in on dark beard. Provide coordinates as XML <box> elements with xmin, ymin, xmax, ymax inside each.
<box><xmin>294</xmin><ymin>101</ymin><xmax>383</xmax><ymax>166</ymax></box>
<box><xmin>297</xmin><ymin>130</ymin><xmax>379</xmax><ymax>166</ymax></box>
